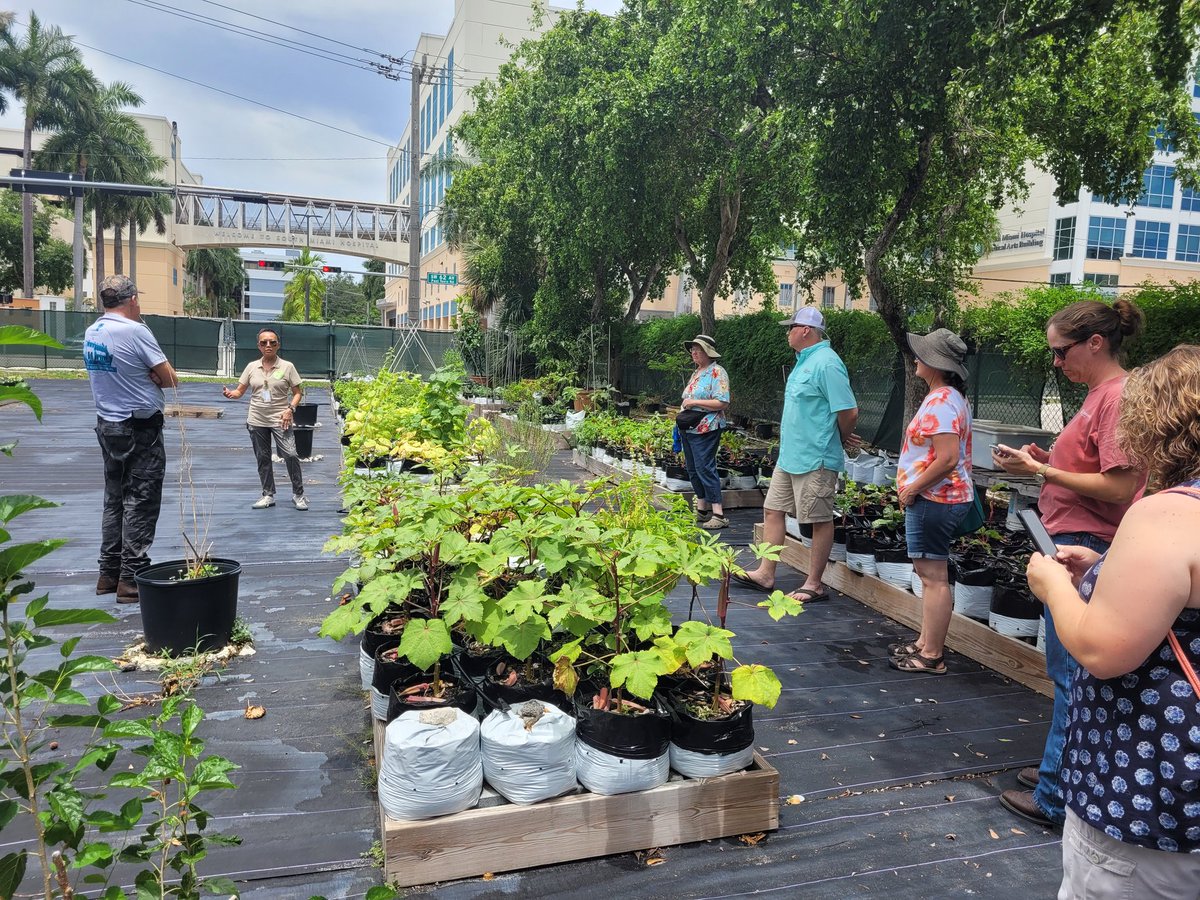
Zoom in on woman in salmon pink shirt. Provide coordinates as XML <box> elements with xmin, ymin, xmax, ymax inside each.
<box><xmin>889</xmin><ymin>329</ymin><xmax>974</xmax><ymax>676</ymax></box>
<box><xmin>991</xmin><ymin>298</ymin><xmax>1147</xmax><ymax>829</ymax></box>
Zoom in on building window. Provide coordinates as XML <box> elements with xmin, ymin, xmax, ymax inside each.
<box><xmin>1131</xmin><ymin>220</ymin><xmax>1170</xmax><ymax>259</ymax></box>
<box><xmin>821</xmin><ymin>286</ymin><xmax>835</xmax><ymax>308</ymax></box>
<box><xmin>1151</xmin><ymin>123</ymin><xmax>1175</xmax><ymax>153</ymax></box>
<box><xmin>1182</xmin><ymin>187</ymin><xmax>1200</xmax><ymax>212</ymax></box>
<box><xmin>172</xmin><ymin>268</ymin><xmax>178</xmax><ymax>286</ymax></box>
<box><xmin>1086</xmin><ymin>216</ymin><xmax>1126</xmax><ymax>260</ymax></box>
<box><xmin>1176</xmin><ymin>224</ymin><xmax>1200</xmax><ymax>262</ymax></box>
<box><xmin>1082</xmin><ymin>273</ymin><xmax>1119</xmax><ymax>297</ymax></box>
<box><xmin>1053</xmin><ymin>216</ymin><xmax>1076</xmax><ymax>261</ymax></box>
<box><xmin>1049</xmin><ymin>272</ymin><xmax>1071</xmax><ymax>285</ymax></box>
<box><xmin>779</xmin><ymin>283</ymin><xmax>794</xmax><ymax>308</ymax></box>
<box><xmin>1138</xmin><ymin>165</ymin><xmax>1175</xmax><ymax>209</ymax></box>
<box><xmin>843</xmin><ymin>292</ymin><xmax>853</xmax><ymax>310</ymax></box>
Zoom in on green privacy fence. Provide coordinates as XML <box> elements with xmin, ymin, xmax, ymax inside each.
<box><xmin>0</xmin><ymin>310</ymin><xmax>459</xmax><ymax>380</ymax></box>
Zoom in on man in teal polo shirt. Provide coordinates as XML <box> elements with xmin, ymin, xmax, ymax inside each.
<box><xmin>734</xmin><ymin>307</ymin><xmax>858</xmax><ymax>603</ymax></box>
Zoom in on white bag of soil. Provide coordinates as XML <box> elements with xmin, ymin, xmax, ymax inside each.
<box><xmin>481</xmin><ymin>701</ymin><xmax>577</xmax><ymax>804</ymax></box>
<box><xmin>378</xmin><ymin>707</ymin><xmax>483</xmax><ymax>821</ymax></box>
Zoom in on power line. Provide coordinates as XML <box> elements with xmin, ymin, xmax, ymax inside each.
<box><xmin>122</xmin><ymin>0</ymin><xmax>389</xmax><ymax>75</ymax></box>
<box><xmin>190</xmin><ymin>0</ymin><xmax>400</xmax><ymax>61</ymax></box>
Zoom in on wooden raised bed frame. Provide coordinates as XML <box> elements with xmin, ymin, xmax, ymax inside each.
<box><xmin>757</xmin><ymin>526</ymin><xmax>1053</xmax><ymax>698</ymax></box>
<box><xmin>372</xmin><ymin>718</ymin><xmax>779</xmax><ymax>888</ymax></box>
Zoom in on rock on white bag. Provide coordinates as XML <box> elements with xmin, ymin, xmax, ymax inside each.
<box><xmin>481</xmin><ymin>702</ymin><xmax>577</xmax><ymax>804</ymax></box>
<box><xmin>378</xmin><ymin>707</ymin><xmax>483</xmax><ymax>821</ymax></box>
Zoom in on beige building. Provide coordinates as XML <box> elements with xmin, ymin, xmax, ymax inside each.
<box><xmin>0</xmin><ymin>114</ymin><xmax>202</xmax><ymax>314</ymax></box>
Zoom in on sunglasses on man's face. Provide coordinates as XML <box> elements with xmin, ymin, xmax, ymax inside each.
<box><xmin>259</xmin><ymin>339</ymin><xmax>279</xmax><ymax>347</ymax></box>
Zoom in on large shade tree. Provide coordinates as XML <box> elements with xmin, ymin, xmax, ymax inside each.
<box><xmin>767</xmin><ymin>0</ymin><xmax>1200</xmax><ymax>414</ymax></box>
<box><xmin>0</xmin><ymin>12</ymin><xmax>93</xmax><ymax>299</ymax></box>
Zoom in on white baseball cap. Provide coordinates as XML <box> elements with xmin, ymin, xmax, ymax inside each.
<box><xmin>782</xmin><ymin>307</ymin><xmax>826</xmax><ymax>331</ymax></box>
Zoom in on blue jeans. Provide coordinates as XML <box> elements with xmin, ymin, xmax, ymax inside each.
<box><xmin>679</xmin><ymin>428</ymin><xmax>723</xmax><ymax>505</ymax></box>
<box><xmin>904</xmin><ymin>496</ymin><xmax>970</xmax><ymax>560</ymax></box>
<box><xmin>1035</xmin><ymin>529</ymin><xmax>1111</xmax><ymax>824</ymax></box>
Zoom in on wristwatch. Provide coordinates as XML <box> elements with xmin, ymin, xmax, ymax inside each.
<box><xmin>1034</xmin><ymin>463</ymin><xmax>1051</xmax><ymax>484</ymax></box>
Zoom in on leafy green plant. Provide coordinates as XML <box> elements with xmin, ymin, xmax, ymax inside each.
<box><xmin>0</xmin><ymin>325</ymin><xmax>239</xmax><ymax>900</ymax></box>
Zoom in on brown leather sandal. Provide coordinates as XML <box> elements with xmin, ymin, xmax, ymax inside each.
<box><xmin>889</xmin><ymin>652</ymin><xmax>947</xmax><ymax>675</ymax></box>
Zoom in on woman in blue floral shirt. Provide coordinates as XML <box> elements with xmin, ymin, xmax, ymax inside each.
<box><xmin>1026</xmin><ymin>345</ymin><xmax>1200</xmax><ymax>896</ymax></box>
<box><xmin>680</xmin><ymin>335</ymin><xmax>731</xmax><ymax>529</ymax></box>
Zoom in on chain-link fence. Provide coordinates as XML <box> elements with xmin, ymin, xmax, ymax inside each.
<box><xmin>0</xmin><ymin>310</ymin><xmax>460</xmax><ymax>380</ymax></box>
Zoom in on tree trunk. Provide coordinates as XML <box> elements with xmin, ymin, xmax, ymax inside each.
<box><xmin>113</xmin><ymin>225</ymin><xmax>124</xmax><ymax>275</ymax></box>
<box><xmin>94</xmin><ymin>205</ymin><xmax>106</xmax><ymax>299</ymax></box>
<box><xmin>128</xmin><ymin>216</ymin><xmax>138</xmax><ymax>285</ymax></box>
<box><xmin>621</xmin><ymin>258</ymin><xmax>664</xmax><ymax>324</ymax></box>
<box><xmin>863</xmin><ymin>129</ymin><xmax>936</xmax><ymax>424</ymax></box>
<box><xmin>589</xmin><ymin>263</ymin><xmax>608</xmax><ymax>323</ymax></box>
<box><xmin>21</xmin><ymin>117</ymin><xmax>35</xmax><ymax>299</ymax></box>
<box><xmin>72</xmin><ymin>182</ymin><xmax>86</xmax><ymax>312</ymax></box>
<box><xmin>674</xmin><ymin>178</ymin><xmax>742</xmax><ymax>336</ymax></box>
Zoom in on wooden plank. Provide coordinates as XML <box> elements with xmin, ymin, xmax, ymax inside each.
<box><xmin>756</xmin><ymin>525</ymin><xmax>1053</xmax><ymax>698</ymax></box>
<box><xmin>165</xmin><ymin>403</ymin><xmax>223</xmax><ymax>419</ymax></box>
<box><xmin>572</xmin><ymin>450</ymin><xmax>765</xmax><ymax>509</ymax></box>
<box><xmin>374</xmin><ymin>718</ymin><xmax>779</xmax><ymax>888</ymax></box>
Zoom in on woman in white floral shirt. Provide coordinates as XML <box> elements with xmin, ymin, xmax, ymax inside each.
<box><xmin>680</xmin><ymin>335</ymin><xmax>731</xmax><ymax>529</ymax></box>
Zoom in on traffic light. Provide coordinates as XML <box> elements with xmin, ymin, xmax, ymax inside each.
<box><xmin>256</xmin><ymin>260</ymin><xmax>285</xmax><ymax>270</ymax></box>
<box><xmin>321</xmin><ymin>266</ymin><xmax>341</xmax><ymax>273</ymax></box>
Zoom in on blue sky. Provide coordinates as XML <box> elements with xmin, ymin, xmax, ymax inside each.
<box><xmin>2</xmin><ymin>1</ymin><xmax>622</xmax><ymax>207</ymax></box>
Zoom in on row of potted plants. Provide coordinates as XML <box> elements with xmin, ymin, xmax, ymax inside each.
<box><xmin>323</xmin><ymin>395</ymin><xmax>805</xmax><ymax>800</ymax></box>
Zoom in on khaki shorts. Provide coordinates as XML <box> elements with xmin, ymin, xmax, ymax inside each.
<box><xmin>763</xmin><ymin>466</ymin><xmax>840</xmax><ymax>523</ymax></box>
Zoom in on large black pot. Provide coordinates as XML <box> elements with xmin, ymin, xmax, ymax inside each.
<box><xmin>134</xmin><ymin>558</ymin><xmax>240</xmax><ymax>656</ymax></box>
<box><xmin>667</xmin><ymin>687</ymin><xmax>754</xmax><ymax>755</ymax></box>
<box><xmin>846</xmin><ymin>528</ymin><xmax>880</xmax><ymax>555</ymax></box>
<box><xmin>371</xmin><ymin>645</ymin><xmax>422</xmax><ymax>696</ymax></box>
<box><xmin>991</xmin><ymin>577</ymin><xmax>1041</xmax><ymax>621</ymax></box>
<box><xmin>386</xmin><ymin>672</ymin><xmax>477</xmax><ymax>723</ymax></box>
<box><xmin>293</xmin><ymin>426</ymin><xmax>314</xmax><ymax>458</ymax></box>
<box><xmin>476</xmin><ymin>656</ymin><xmax>568</xmax><ymax>712</ymax></box>
<box><xmin>575</xmin><ymin>688</ymin><xmax>670</xmax><ymax>760</ymax></box>
<box><xmin>452</xmin><ymin>644</ymin><xmax>506</xmax><ymax>682</ymax></box>
<box><xmin>293</xmin><ymin>403</ymin><xmax>318</xmax><ymax>427</ymax></box>
<box><xmin>361</xmin><ymin>609</ymin><xmax>407</xmax><ymax>661</ymax></box>
<box><xmin>874</xmin><ymin>542</ymin><xmax>910</xmax><ymax>564</ymax></box>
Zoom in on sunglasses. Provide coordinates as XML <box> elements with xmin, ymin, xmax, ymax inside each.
<box><xmin>1049</xmin><ymin>339</ymin><xmax>1081</xmax><ymax>361</ymax></box>
<box><xmin>258</xmin><ymin>339</ymin><xmax>279</xmax><ymax>347</ymax></box>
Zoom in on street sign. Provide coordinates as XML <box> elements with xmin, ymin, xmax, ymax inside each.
<box><xmin>8</xmin><ymin>169</ymin><xmax>84</xmax><ymax>198</ymax></box>
<box><xmin>426</xmin><ymin>272</ymin><xmax>458</xmax><ymax>285</ymax></box>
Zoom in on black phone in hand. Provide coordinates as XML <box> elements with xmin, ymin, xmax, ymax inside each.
<box><xmin>1017</xmin><ymin>508</ymin><xmax>1059</xmax><ymax>557</ymax></box>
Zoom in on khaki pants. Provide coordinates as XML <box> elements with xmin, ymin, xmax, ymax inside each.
<box><xmin>1059</xmin><ymin>810</ymin><xmax>1200</xmax><ymax>900</ymax></box>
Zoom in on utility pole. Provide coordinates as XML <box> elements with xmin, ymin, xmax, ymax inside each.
<box><xmin>407</xmin><ymin>55</ymin><xmax>427</xmax><ymax>328</ymax></box>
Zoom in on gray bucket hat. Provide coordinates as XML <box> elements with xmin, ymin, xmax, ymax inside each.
<box><xmin>684</xmin><ymin>334</ymin><xmax>721</xmax><ymax>359</ymax></box>
<box><xmin>907</xmin><ymin>328</ymin><xmax>969</xmax><ymax>380</ymax></box>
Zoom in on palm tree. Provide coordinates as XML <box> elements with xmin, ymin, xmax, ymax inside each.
<box><xmin>185</xmin><ymin>248</ymin><xmax>243</xmax><ymax>317</ymax></box>
<box><xmin>281</xmin><ymin>248</ymin><xmax>326</xmax><ymax>321</ymax></box>
<box><xmin>124</xmin><ymin>183</ymin><xmax>171</xmax><ymax>285</ymax></box>
<box><xmin>35</xmin><ymin>79</ymin><xmax>147</xmax><ymax>308</ymax></box>
<box><xmin>0</xmin><ymin>13</ymin><xmax>92</xmax><ymax>299</ymax></box>
<box><xmin>361</xmin><ymin>258</ymin><xmax>385</xmax><ymax>326</ymax></box>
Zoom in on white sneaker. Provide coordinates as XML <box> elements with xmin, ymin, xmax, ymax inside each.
<box><xmin>292</xmin><ymin>496</ymin><xmax>309</xmax><ymax>511</ymax></box>
<box><xmin>252</xmin><ymin>495</ymin><xmax>275</xmax><ymax>509</ymax></box>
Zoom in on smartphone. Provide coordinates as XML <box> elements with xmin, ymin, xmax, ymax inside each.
<box><xmin>1017</xmin><ymin>508</ymin><xmax>1059</xmax><ymax>558</ymax></box>
<box><xmin>991</xmin><ymin>443</ymin><xmax>1011</xmax><ymax>458</ymax></box>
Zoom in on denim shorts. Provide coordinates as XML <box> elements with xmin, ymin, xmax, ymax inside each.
<box><xmin>905</xmin><ymin>496</ymin><xmax>970</xmax><ymax>560</ymax></box>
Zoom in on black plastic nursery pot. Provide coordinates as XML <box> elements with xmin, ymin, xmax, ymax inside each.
<box><xmin>134</xmin><ymin>558</ymin><xmax>240</xmax><ymax>656</ymax></box>
<box><xmin>452</xmin><ymin>644</ymin><xmax>506</xmax><ymax>682</ymax></box>
<box><xmin>293</xmin><ymin>403</ymin><xmax>318</xmax><ymax>427</ymax></box>
<box><xmin>991</xmin><ymin>578</ymin><xmax>1042</xmax><ymax>621</ymax></box>
<box><xmin>874</xmin><ymin>542</ymin><xmax>910</xmax><ymax>564</ymax></box>
<box><xmin>386</xmin><ymin>673</ymin><xmax>477</xmax><ymax>723</ymax></box>
<box><xmin>372</xmin><ymin>645</ymin><xmax>422</xmax><ymax>696</ymax></box>
<box><xmin>846</xmin><ymin>529</ymin><xmax>880</xmax><ymax>555</ymax></box>
<box><xmin>954</xmin><ymin>558</ymin><xmax>999</xmax><ymax>587</ymax></box>
<box><xmin>665</xmin><ymin>465</ymin><xmax>691</xmax><ymax>481</ymax></box>
<box><xmin>667</xmin><ymin>687</ymin><xmax>755</xmax><ymax>755</ymax></box>
<box><xmin>361</xmin><ymin>609</ymin><xmax>407</xmax><ymax>661</ymax></box>
<box><xmin>293</xmin><ymin>426</ymin><xmax>314</xmax><ymax>458</ymax></box>
<box><xmin>476</xmin><ymin>656</ymin><xmax>569</xmax><ymax>712</ymax></box>
<box><xmin>574</xmin><ymin>689</ymin><xmax>671</xmax><ymax>760</ymax></box>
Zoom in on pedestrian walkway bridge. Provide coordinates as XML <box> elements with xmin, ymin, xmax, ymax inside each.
<box><xmin>173</xmin><ymin>184</ymin><xmax>409</xmax><ymax>263</ymax></box>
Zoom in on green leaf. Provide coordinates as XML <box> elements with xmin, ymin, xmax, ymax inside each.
<box><xmin>731</xmin><ymin>664</ymin><xmax>782</xmax><ymax>709</ymax></box>
<box><xmin>499</xmin><ymin>579</ymin><xmax>547</xmax><ymax>623</ymax></box>
<box><xmin>397</xmin><ymin>618</ymin><xmax>453</xmax><ymax>671</ymax></box>
<box><xmin>673</xmin><ymin>620</ymin><xmax>735</xmax><ymax>667</ymax></box>
<box><xmin>203</xmin><ymin>876</ymin><xmax>241</xmax><ymax>895</ymax></box>
<box><xmin>439</xmin><ymin>574</ymin><xmax>486</xmax><ymax>626</ymax></box>
<box><xmin>47</xmin><ymin>786</ymin><xmax>85</xmax><ymax>830</ymax></box>
<box><xmin>496</xmin><ymin>614</ymin><xmax>550</xmax><ymax>660</ymax></box>
<box><xmin>628</xmin><ymin>602</ymin><xmax>674</xmax><ymax>642</ymax></box>
<box><xmin>71</xmin><ymin>842</ymin><xmax>115</xmax><ymax>869</ymax></box>
<box><xmin>0</xmin><ymin>851</ymin><xmax>28</xmax><ymax>900</ymax></box>
<box><xmin>104</xmin><ymin>719</ymin><xmax>154</xmax><ymax>739</ymax></box>
<box><xmin>0</xmin><ymin>385</ymin><xmax>42</xmax><ymax>419</ymax></box>
<box><xmin>757</xmin><ymin>589</ymin><xmax>804</xmax><ymax>621</ymax></box>
<box><xmin>0</xmin><ymin>539</ymin><xmax>67</xmax><ymax>582</ymax></box>
<box><xmin>0</xmin><ymin>325</ymin><xmax>63</xmax><ymax>348</ymax></box>
<box><xmin>181</xmin><ymin>702</ymin><xmax>203</xmax><ymax>739</ymax></box>
<box><xmin>0</xmin><ymin>494</ymin><xmax>58</xmax><ymax>524</ymax></box>
<box><xmin>0</xmin><ymin>799</ymin><xmax>17</xmax><ymax>831</ymax></box>
<box><xmin>609</xmin><ymin>650</ymin><xmax>669</xmax><ymax>700</ymax></box>
<box><xmin>365</xmin><ymin>885</ymin><xmax>402</xmax><ymax>900</ymax></box>
<box><xmin>33</xmin><ymin>608</ymin><xmax>118</xmax><ymax>628</ymax></box>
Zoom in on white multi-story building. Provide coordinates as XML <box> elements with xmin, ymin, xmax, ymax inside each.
<box><xmin>382</xmin><ymin>0</ymin><xmax>568</xmax><ymax>328</ymax></box>
<box><xmin>240</xmin><ymin>249</ymin><xmax>299</xmax><ymax>320</ymax></box>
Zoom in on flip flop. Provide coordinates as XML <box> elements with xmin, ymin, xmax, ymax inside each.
<box><xmin>788</xmin><ymin>587</ymin><xmax>830</xmax><ymax>603</ymax></box>
<box><xmin>730</xmin><ymin>572</ymin><xmax>773</xmax><ymax>593</ymax></box>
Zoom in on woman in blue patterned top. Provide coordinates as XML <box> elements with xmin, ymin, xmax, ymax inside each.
<box><xmin>679</xmin><ymin>335</ymin><xmax>731</xmax><ymax>529</ymax></box>
<box><xmin>1026</xmin><ymin>345</ymin><xmax>1200</xmax><ymax>896</ymax></box>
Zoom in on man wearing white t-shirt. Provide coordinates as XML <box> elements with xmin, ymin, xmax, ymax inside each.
<box><xmin>84</xmin><ymin>275</ymin><xmax>179</xmax><ymax>603</ymax></box>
